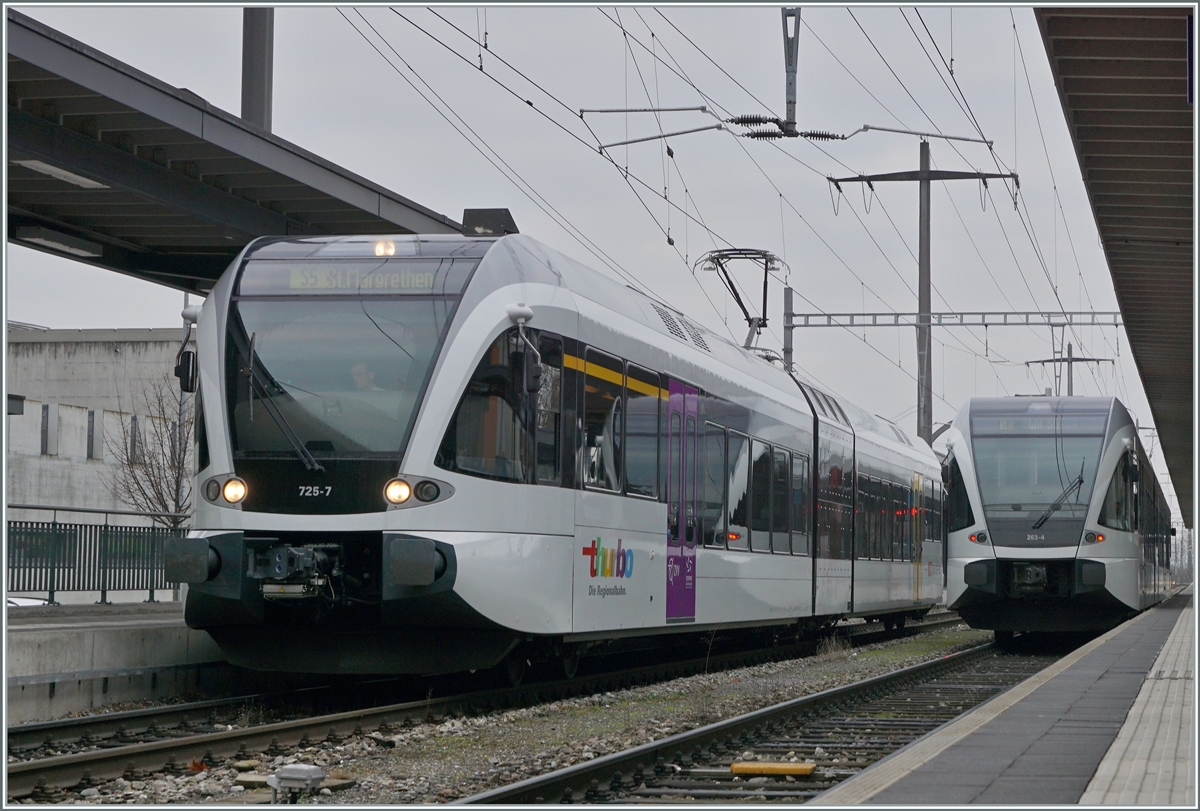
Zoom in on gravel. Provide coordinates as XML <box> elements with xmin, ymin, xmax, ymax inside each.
<box><xmin>22</xmin><ymin>623</ymin><xmax>990</xmax><ymax>804</ymax></box>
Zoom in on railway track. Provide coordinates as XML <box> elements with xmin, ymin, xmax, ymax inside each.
<box><xmin>5</xmin><ymin>611</ymin><xmax>961</xmax><ymax>799</ymax></box>
<box><xmin>456</xmin><ymin>643</ymin><xmax>1061</xmax><ymax>804</ymax></box>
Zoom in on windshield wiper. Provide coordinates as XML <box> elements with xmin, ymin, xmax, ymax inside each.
<box><xmin>244</xmin><ymin>339</ymin><xmax>324</xmax><ymax>473</ymax></box>
<box><xmin>1032</xmin><ymin>461</ymin><xmax>1085</xmax><ymax>530</ymax></box>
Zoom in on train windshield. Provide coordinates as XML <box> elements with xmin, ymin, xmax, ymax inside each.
<box><xmin>225</xmin><ymin>254</ymin><xmax>476</xmax><ymax>459</ymax></box>
<box><xmin>970</xmin><ymin>412</ymin><xmax>1106</xmax><ymax>524</ymax></box>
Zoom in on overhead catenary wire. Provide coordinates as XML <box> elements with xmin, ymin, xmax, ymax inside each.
<box><xmin>629</xmin><ymin>8</ymin><xmax>1018</xmax><ymax>393</ymax></box>
<box><xmin>389</xmin><ymin>8</ymin><xmax>748</xmax><ymax>343</ymax></box>
<box><xmin>412</xmin><ymin>7</ymin><xmax>735</xmax><ymax>252</ymax></box>
<box><xmin>852</xmin><ymin>7</ymin><xmax>1108</xmax><ymax>394</ymax></box>
<box><xmin>339</xmin><ymin>9</ymin><xmax>668</xmax><ymax>308</ymax></box>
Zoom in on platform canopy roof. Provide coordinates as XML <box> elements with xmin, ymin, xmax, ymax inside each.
<box><xmin>1036</xmin><ymin>7</ymin><xmax>1194</xmax><ymax>527</ymax></box>
<box><xmin>6</xmin><ymin>9</ymin><xmax>461</xmax><ymax>295</ymax></box>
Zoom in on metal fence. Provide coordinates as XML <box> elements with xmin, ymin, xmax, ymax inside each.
<box><xmin>6</xmin><ymin>506</ymin><xmax>186</xmax><ymax>603</ymax></box>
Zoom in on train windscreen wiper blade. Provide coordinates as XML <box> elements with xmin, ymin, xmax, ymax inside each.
<box><xmin>1032</xmin><ymin>474</ymin><xmax>1084</xmax><ymax>530</ymax></box>
<box><xmin>248</xmin><ymin>366</ymin><xmax>325</xmax><ymax>474</ymax></box>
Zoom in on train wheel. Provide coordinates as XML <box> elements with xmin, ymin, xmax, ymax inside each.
<box><xmin>883</xmin><ymin>616</ymin><xmax>896</xmax><ymax>632</ymax></box>
<box><xmin>894</xmin><ymin>615</ymin><xmax>906</xmax><ymax>631</ymax></box>
<box><xmin>994</xmin><ymin>630</ymin><xmax>1014</xmax><ymax>650</ymax></box>
<box><xmin>560</xmin><ymin>651</ymin><xmax>580</xmax><ymax>680</ymax></box>
<box><xmin>502</xmin><ymin>653</ymin><xmax>527</xmax><ymax>687</ymax></box>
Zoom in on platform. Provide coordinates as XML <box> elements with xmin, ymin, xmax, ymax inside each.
<box><xmin>5</xmin><ymin>601</ymin><xmax>226</xmax><ymax>722</ymax></box>
<box><xmin>812</xmin><ymin>587</ymin><xmax>1194</xmax><ymax>805</ymax></box>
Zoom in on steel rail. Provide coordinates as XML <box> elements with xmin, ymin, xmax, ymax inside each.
<box><xmin>10</xmin><ymin>613</ymin><xmax>958</xmax><ymax>755</ymax></box>
<box><xmin>455</xmin><ymin>642</ymin><xmax>998</xmax><ymax>804</ymax></box>
<box><xmin>5</xmin><ymin>614</ymin><xmax>961</xmax><ymax>797</ymax></box>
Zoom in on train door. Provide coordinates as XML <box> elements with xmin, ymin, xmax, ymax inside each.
<box><xmin>814</xmin><ymin>421</ymin><xmax>854</xmax><ymax>616</ymax></box>
<box><xmin>666</xmin><ymin>379</ymin><xmax>697</xmax><ymax>623</ymax></box>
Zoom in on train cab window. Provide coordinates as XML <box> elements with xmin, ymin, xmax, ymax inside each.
<box><xmin>790</xmin><ymin>454</ymin><xmax>811</xmax><ymax>555</ymax></box>
<box><xmin>625</xmin><ymin>364</ymin><xmax>660</xmax><ymax>498</ymax></box>
<box><xmin>772</xmin><ymin>449</ymin><xmax>791</xmax><ymax>553</ymax></box>
<box><xmin>727</xmin><ymin>431</ymin><xmax>750</xmax><ymax>551</ymax></box>
<box><xmin>1099</xmin><ymin>451</ymin><xmax>1133</xmax><ymax>532</ymax></box>
<box><xmin>582</xmin><ymin>349</ymin><xmax>624</xmax><ymax>492</ymax></box>
<box><xmin>944</xmin><ymin>454</ymin><xmax>975</xmax><ymax>533</ymax></box>
<box><xmin>750</xmin><ymin>439</ymin><xmax>773</xmax><ymax>553</ymax></box>
<box><xmin>702</xmin><ymin>424</ymin><xmax>727</xmax><ymax>547</ymax></box>
<box><xmin>437</xmin><ymin>328</ymin><xmax>533</xmax><ymax>483</ymax></box>
<box><xmin>536</xmin><ymin>335</ymin><xmax>563</xmax><ymax>485</ymax></box>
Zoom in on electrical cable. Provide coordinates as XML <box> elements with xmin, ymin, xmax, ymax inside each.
<box><xmin>642</xmin><ymin>9</ymin><xmax>1017</xmax><ymax>389</ymax></box>
<box><xmin>395</xmin><ymin>8</ymin><xmax>745</xmax><ymax>342</ymax></box>
<box><xmin>341</xmin><ymin>9</ymin><xmax>664</xmax><ymax>306</ymax></box>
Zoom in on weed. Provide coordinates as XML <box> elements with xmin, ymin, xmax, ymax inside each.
<box><xmin>815</xmin><ymin>633</ymin><xmax>852</xmax><ymax>658</ymax></box>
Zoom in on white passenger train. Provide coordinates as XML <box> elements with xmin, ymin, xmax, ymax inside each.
<box><xmin>166</xmin><ymin>229</ymin><xmax>943</xmax><ymax>676</ymax></box>
<box><xmin>942</xmin><ymin>396</ymin><xmax>1174</xmax><ymax>637</ymax></box>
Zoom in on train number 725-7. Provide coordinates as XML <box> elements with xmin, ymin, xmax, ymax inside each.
<box><xmin>298</xmin><ymin>486</ymin><xmax>333</xmax><ymax>497</ymax></box>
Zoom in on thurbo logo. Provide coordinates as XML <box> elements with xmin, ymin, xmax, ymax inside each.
<box><xmin>582</xmin><ymin>538</ymin><xmax>634</xmax><ymax>579</ymax></box>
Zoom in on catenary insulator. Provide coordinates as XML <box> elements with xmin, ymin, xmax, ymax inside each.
<box><xmin>728</xmin><ymin>114</ymin><xmax>778</xmax><ymax>127</ymax></box>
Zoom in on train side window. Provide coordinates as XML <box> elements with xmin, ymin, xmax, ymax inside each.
<box><xmin>625</xmin><ymin>364</ymin><xmax>660</xmax><ymax>498</ymax></box>
<box><xmin>536</xmin><ymin>335</ymin><xmax>563</xmax><ymax>485</ymax></box>
<box><xmin>772</xmin><ymin>449</ymin><xmax>791</xmax><ymax>553</ymax></box>
<box><xmin>727</xmin><ymin>431</ymin><xmax>750</xmax><ymax>551</ymax></box>
<box><xmin>882</xmin><ymin>479</ymin><xmax>893</xmax><ymax>559</ymax></box>
<box><xmin>933</xmin><ymin>481</ymin><xmax>944</xmax><ymax>541</ymax></box>
<box><xmin>581</xmin><ymin>349</ymin><xmax>624</xmax><ymax>492</ymax></box>
<box><xmin>877</xmin><ymin>482</ymin><xmax>886</xmax><ymax>557</ymax></box>
<box><xmin>790</xmin><ymin>453</ymin><xmax>811</xmax><ymax>555</ymax></box>
<box><xmin>944</xmin><ymin>454</ymin><xmax>976</xmax><ymax>532</ymax></box>
<box><xmin>864</xmin><ymin>479</ymin><xmax>874</xmax><ymax>559</ymax></box>
<box><xmin>750</xmin><ymin>439</ymin><xmax>773</xmax><ymax>553</ymax></box>
<box><xmin>904</xmin><ymin>486</ymin><xmax>914</xmax><ymax>561</ymax></box>
<box><xmin>888</xmin><ymin>482</ymin><xmax>901</xmax><ymax>561</ymax></box>
<box><xmin>668</xmin><ymin>412</ymin><xmax>681</xmax><ymax>540</ymax></box>
<box><xmin>436</xmin><ymin>328</ymin><xmax>532</xmax><ymax>483</ymax></box>
<box><xmin>624</xmin><ymin>364</ymin><xmax>662</xmax><ymax>496</ymax></box>
<box><xmin>703</xmin><ymin>423</ymin><xmax>727</xmax><ymax>547</ymax></box>
<box><xmin>1099</xmin><ymin>451</ymin><xmax>1133</xmax><ymax>532</ymax></box>
<box><xmin>854</xmin><ymin>474</ymin><xmax>868</xmax><ymax>559</ymax></box>
<box><xmin>685</xmin><ymin>415</ymin><xmax>698</xmax><ymax>546</ymax></box>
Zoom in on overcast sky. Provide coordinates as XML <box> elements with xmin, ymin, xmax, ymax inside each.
<box><xmin>5</xmin><ymin>5</ymin><xmax>1180</xmax><ymax>513</ymax></box>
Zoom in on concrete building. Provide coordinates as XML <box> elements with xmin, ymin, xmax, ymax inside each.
<box><xmin>6</xmin><ymin>324</ymin><xmax>195</xmax><ymax>602</ymax></box>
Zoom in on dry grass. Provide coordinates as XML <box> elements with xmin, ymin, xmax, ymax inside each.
<box><xmin>815</xmin><ymin>633</ymin><xmax>853</xmax><ymax>658</ymax></box>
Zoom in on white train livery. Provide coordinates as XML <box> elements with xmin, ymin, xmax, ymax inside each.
<box><xmin>166</xmin><ymin>231</ymin><xmax>943</xmax><ymax>675</ymax></box>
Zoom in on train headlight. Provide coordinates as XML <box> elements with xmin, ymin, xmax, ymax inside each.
<box><xmin>222</xmin><ymin>478</ymin><xmax>247</xmax><ymax>504</ymax></box>
<box><xmin>1085</xmin><ymin>532</ymin><xmax>1105</xmax><ymax>543</ymax></box>
<box><xmin>375</xmin><ymin>240</ymin><xmax>396</xmax><ymax>257</ymax></box>
<box><xmin>970</xmin><ymin>531</ymin><xmax>988</xmax><ymax>543</ymax></box>
<box><xmin>384</xmin><ymin>478</ymin><xmax>412</xmax><ymax>504</ymax></box>
<box><xmin>414</xmin><ymin>480</ymin><xmax>440</xmax><ymax>502</ymax></box>
<box><xmin>204</xmin><ymin>479</ymin><xmax>221</xmax><ymax>502</ymax></box>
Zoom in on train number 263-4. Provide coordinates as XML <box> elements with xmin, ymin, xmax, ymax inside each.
<box><xmin>298</xmin><ymin>486</ymin><xmax>333</xmax><ymax>497</ymax></box>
